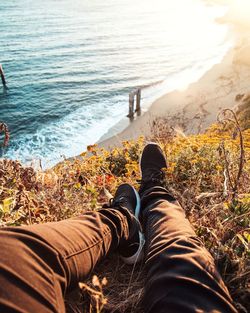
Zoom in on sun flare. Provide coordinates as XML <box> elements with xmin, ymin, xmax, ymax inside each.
<box><xmin>225</xmin><ymin>0</ymin><xmax>250</xmax><ymax>26</ymax></box>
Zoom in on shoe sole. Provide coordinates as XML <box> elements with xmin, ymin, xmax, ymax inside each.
<box><xmin>121</xmin><ymin>187</ymin><xmax>145</xmax><ymax>265</ymax></box>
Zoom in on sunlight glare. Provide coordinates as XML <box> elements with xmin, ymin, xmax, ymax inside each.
<box><xmin>226</xmin><ymin>0</ymin><xmax>250</xmax><ymax>27</ymax></box>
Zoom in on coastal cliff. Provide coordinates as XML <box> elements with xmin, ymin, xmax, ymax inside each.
<box><xmin>0</xmin><ymin>104</ymin><xmax>249</xmax><ymax>312</ymax></box>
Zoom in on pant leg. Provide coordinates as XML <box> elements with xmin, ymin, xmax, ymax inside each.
<box><xmin>141</xmin><ymin>187</ymin><xmax>237</xmax><ymax>313</ymax></box>
<box><xmin>0</xmin><ymin>207</ymin><xmax>133</xmax><ymax>313</ymax></box>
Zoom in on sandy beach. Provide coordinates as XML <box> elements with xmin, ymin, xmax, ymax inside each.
<box><xmin>98</xmin><ymin>9</ymin><xmax>250</xmax><ymax>150</ymax></box>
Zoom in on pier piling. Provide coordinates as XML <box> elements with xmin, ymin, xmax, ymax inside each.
<box><xmin>127</xmin><ymin>88</ymin><xmax>141</xmax><ymax>118</ymax></box>
<box><xmin>128</xmin><ymin>92</ymin><xmax>135</xmax><ymax>118</ymax></box>
<box><xmin>135</xmin><ymin>88</ymin><xmax>141</xmax><ymax>114</ymax></box>
<box><xmin>127</xmin><ymin>80</ymin><xmax>163</xmax><ymax>118</ymax></box>
<box><xmin>0</xmin><ymin>64</ymin><xmax>7</xmax><ymax>88</ymax></box>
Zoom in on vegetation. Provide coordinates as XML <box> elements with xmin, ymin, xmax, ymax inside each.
<box><xmin>0</xmin><ymin>108</ymin><xmax>249</xmax><ymax>313</ymax></box>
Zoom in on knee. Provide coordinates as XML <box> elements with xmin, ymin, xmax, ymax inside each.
<box><xmin>0</xmin><ymin>229</ymin><xmax>31</xmax><ymax>262</ymax></box>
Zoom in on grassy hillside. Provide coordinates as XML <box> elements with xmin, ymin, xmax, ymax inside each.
<box><xmin>0</xmin><ymin>108</ymin><xmax>249</xmax><ymax>313</ymax></box>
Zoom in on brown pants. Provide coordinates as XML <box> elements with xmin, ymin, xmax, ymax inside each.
<box><xmin>0</xmin><ymin>187</ymin><xmax>237</xmax><ymax>312</ymax></box>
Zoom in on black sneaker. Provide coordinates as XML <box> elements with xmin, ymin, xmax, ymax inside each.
<box><xmin>139</xmin><ymin>143</ymin><xmax>167</xmax><ymax>195</ymax></box>
<box><xmin>106</xmin><ymin>183</ymin><xmax>145</xmax><ymax>264</ymax></box>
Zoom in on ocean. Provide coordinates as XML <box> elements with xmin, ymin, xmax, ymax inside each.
<box><xmin>0</xmin><ymin>0</ymin><xmax>231</xmax><ymax>168</ymax></box>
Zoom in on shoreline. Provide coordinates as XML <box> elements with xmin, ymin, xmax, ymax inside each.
<box><xmin>97</xmin><ymin>29</ymin><xmax>250</xmax><ymax>151</ymax></box>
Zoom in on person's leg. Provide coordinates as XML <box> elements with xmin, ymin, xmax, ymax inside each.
<box><xmin>0</xmin><ymin>184</ymin><xmax>143</xmax><ymax>313</ymax></box>
<box><xmin>139</xmin><ymin>143</ymin><xmax>237</xmax><ymax>313</ymax></box>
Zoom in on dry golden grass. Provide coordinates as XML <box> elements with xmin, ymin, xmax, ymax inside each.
<box><xmin>0</xmin><ymin>109</ymin><xmax>249</xmax><ymax>312</ymax></box>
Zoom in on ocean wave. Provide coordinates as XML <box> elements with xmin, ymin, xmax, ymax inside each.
<box><xmin>0</xmin><ymin>0</ymin><xmax>231</xmax><ymax>168</ymax></box>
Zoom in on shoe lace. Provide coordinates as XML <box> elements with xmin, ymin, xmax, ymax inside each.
<box><xmin>102</xmin><ymin>197</ymin><xmax>126</xmax><ymax>208</ymax></box>
<box><xmin>137</xmin><ymin>169</ymin><xmax>165</xmax><ymax>186</ymax></box>
<box><xmin>102</xmin><ymin>198</ymin><xmax>114</xmax><ymax>208</ymax></box>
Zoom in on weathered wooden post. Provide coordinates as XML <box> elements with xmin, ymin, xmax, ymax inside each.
<box><xmin>135</xmin><ymin>88</ymin><xmax>141</xmax><ymax>114</ymax></box>
<box><xmin>128</xmin><ymin>92</ymin><xmax>135</xmax><ymax>118</ymax></box>
<box><xmin>0</xmin><ymin>64</ymin><xmax>7</xmax><ymax>88</ymax></box>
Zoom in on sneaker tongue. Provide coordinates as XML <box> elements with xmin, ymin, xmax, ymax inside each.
<box><xmin>142</xmin><ymin>168</ymin><xmax>163</xmax><ymax>182</ymax></box>
<box><xmin>113</xmin><ymin>196</ymin><xmax>133</xmax><ymax>213</ymax></box>
<box><xmin>139</xmin><ymin>168</ymin><xmax>165</xmax><ymax>195</ymax></box>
